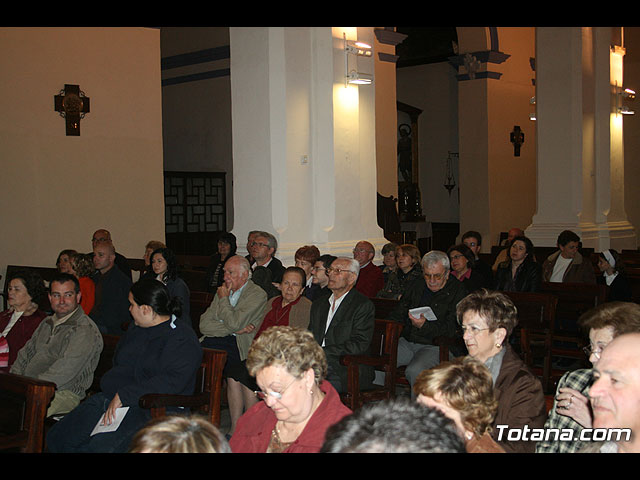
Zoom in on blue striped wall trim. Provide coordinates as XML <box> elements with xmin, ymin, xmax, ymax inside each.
<box><xmin>161</xmin><ymin>45</ymin><xmax>230</xmax><ymax>70</ymax></box>
<box><xmin>162</xmin><ymin>68</ymin><xmax>231</xmax><ymax>86</ymax></box>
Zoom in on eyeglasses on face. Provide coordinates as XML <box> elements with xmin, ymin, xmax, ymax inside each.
<box><xmin>460</xmin><ymin>324</ymin><xmax>490</xmax><ymax>335</ymax></box>
<box><xmin>583</xmin><ymin>343</ymin><xmax>607</xmax><ymax>358</ymax></box>
<box><xmin>254</xmin><ymin>376</ymin><xmax>297</xmax><ymax>401</ymax></box>
<box><xmin>326</xmin><ymin>267</ymin><xmax>354</xmax><ymax>276</ymax></box>
<box><xmin>424</xmin><ymin>273</ymin><xmax>446</xmax><ymax>281</ymax></box>
<box><xmin>250</xmin><ymin>241</ymin><xmax>269</xmax><ymax>248</ymax></box>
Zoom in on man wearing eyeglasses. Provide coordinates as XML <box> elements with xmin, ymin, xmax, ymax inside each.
<box><xmin>308</xmin><ymin>257</ymin><xmax>375</xmax><ymax>394</ymax></box>
<box><xmin>248</xmin><ymin>231</ymin><xmax>286</xmax><ymax>284</ymax></box>
<box><xmin>352</xmin><ymin>240</ymin><xmax>384</xmax><ymax>298</ymax></box>
<box><xmin>388</xmin><ymin>250</ymin><xmax>468</xmax><ymax>395</ymax></box>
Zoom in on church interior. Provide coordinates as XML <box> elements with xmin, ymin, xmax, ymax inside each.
<box><xmin>1</xmin><ymin>26</ymin><xmax>640</xmax><ymax>453</ymax></box>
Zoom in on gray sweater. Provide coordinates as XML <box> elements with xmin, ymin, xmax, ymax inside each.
<box><xmin>11</xmin><ymin>306</ymin><xmax>103</xmax><ymax>398</ymax></box>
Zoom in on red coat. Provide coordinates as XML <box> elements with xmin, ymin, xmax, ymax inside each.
<box><xmin>355</xmin><ymin>262</ymin><xmax>384</xmax><ymax>298</ymax></box>
<box><xmin>230</xmin><ymin>380</ymin><xmax>351</xmax><ymax>453</ymax></box>
<box><xmin>0</xmin><ymin>308</ymin><xmax>47</xmax><ymax>371</ymax></box>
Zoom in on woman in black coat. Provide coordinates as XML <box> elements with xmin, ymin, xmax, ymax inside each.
<box><xmin>494</xmin><ymin>235</ymin><xmax>542</xmax><ymax>293</ymax></box>
<box><xmin>597</xmin><ymin>249</ymin><xmax>632</xmax><ymax>302</ymax></box>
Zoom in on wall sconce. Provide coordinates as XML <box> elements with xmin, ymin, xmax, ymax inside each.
<box><xmin>344</xmin><ymin>32</ymin><xmax>373</xmax><ymax>86</ymax></box>
<box><xmin>529</xmin><ymin>96</ymin><xmax>536</xmax><ymax>121</ymax></box>
<box><xmin>615</xmin><ymin>83</ymin><xmax>635</xmax><ymax>115</ymax></box>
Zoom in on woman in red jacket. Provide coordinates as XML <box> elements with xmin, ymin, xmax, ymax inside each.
<box><xmin>230</xmin><ymin>326</ymin><xmax>351</xmax><ymax>453</ymax></box>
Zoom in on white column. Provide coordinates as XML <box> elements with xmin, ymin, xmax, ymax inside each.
<box><xmin>526</xmin><ymin>27</ymin><xmax>636</xmax><ymax>249</ymax></box>
<box><xmin>229</xmin><ymin>27</ymin><xmax>385</xmax><ymax>266</ymax></box>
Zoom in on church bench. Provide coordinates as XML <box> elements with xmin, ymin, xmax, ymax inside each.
<box><xmin>0</xmin><ymin>372</ymin><xmax>56</xmax><ymax>453</ymax></box>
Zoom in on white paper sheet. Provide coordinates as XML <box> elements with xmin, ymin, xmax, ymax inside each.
<box><xmin>90</xmin><ymin>407</ymin><xmax>130</xmax><ymax>436</ymax></box>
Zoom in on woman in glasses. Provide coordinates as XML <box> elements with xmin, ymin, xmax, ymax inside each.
<box><xmin>456</xmin><ymin>289</ymin><xmax>546</xmax><ymax>453</ymax></box>
<box><xmin>536</xmin><ymin>301</ymin><xmax>640</xmax><ymax>453</ymax></box>
<box><xmin>229</xmin><ymin>325</ymin><xmax>351</xmax><ymax>453</ymax></box>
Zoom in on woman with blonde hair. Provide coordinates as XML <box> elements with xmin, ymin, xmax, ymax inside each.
<box><xmin>414</xmin><ymin>356</ymin><xmax>504</xmax><ymax>453</ymax></box>
<box><xmin>130</xmin><ymin>415</ymin><xmax>231</xmax><ymax>453</ymax></box>
<box><xmin>377</xmin><ymin>244</ymin><xmax>422</xmax><ymax>300</ymax></box>
<box><xmin>229</xmin><ymin>326</ymin><xmax>351</xmax><ymax>453</ymax></box>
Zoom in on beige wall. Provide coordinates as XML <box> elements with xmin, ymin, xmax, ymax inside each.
<box><xmin>0</xmin><ymin>27</ymin><xmax>165</xmax><ymax>286</ymax></box>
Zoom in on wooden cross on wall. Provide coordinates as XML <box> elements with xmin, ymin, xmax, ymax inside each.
<box><xmin>54</xmin><ymin>84</ymin><xmax>90</xmax><ymax>136</ymax></box>
<box><xmin>510</xmin><ymin>125</ymin><xmax>524</xmax><ymax>157</ymax></box>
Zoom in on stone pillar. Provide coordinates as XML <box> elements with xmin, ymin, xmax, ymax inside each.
<box><xmin>526</xmin><ymin>27</ymin><xmax>636</xmax><ymax>250</ymax></box>
<box><xmin>229</xmin><ymin>27</ymin><xmax>386</xmax><ymax>266</ymax></box>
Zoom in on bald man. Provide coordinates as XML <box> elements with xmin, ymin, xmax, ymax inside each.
<box><xmin>352</xmin><ymin>241</ymin><xmax>384</xmax><ymax>298</ymax></box>
<box><xmin>581</xmin><ymin>333</ymin><xmax>640</xmax><ymax>453</ymax></box>
<box><xmin>91</xmin><ymin>229</ymin><xmax>132</xmax><ymax>280</ymax></box>
<box><xmin>90</xmin><ymin>242</ymin><xmax>133</xmax><ymax>335</ymax></box>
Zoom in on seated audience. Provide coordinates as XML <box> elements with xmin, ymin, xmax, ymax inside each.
<box><xmin>379</xmin><ymin>242</ymin><xmax>399</xmax><ymax>284</ymax></box>
<box><xmin>491</xmin><ymin>227</ymin><xmax>524</xmax><ymax>273</ymax></box>
<box><xmin>141</xmin><ymin>240</ymin><xmax>166</xmax><ymax>280</ymax></box>
<box><xmin>204</xmin><ymin>232</ymin><xmax>236</xmax><ymax>294</ymax></box>
<box><xmin>447</xmin><ymin>243</ymin><xmax>488</xmax><ymax>292</ymax></box>
<box><xmin>308</xmin><ymin>257</ymin><xmax>375</xmax><ymax>393</ymax></box>
<box><xmin>294</xmin><ymin>245</ymin><xmax>321</xmax><ymax>299</ymax></box>
<box><xmin>226</xmin><ymin>266</ymin><xmax>312</xmax><ymax>436</ymax></box>
<box><xmin>149</xmin><ymin>247</ymin><xmax>191</xmax><ymax>327</ymax></box>
<box><xmin>377</xmin><ymin>243</ymin><xmax>422</xmax><ymax>300</ymax></box>
<box><xmin>321</xmin><ymin>397</ymin><xmax>465</xmax><ymax>453</ymax></box>
<box><xmin>388</xmin><ymin>251</ymin><xmax>468</xmax><ymax>393</ymax></box>
<box><xmin>308</xmin><ymin>254</ymin><xmax>336</xmax><ymax>301</ymax></box>
<box><xmin>493</xmin><ymin>235</ymin><xmax>542</xmax><ymax>292</ymax></box>
<box><xmin>414</xmin><ymin>356</ymin><xmax>505</xmax><ymax>453</ymax></box>
<box><xmin>537</xmin><ymin>301</ymin><xmax>640</xmax><ymax>453</ymax></box>
<box><xmin>597</xmin><ymin>249</ymin><xmax>632</xmax><ymax>302</ymax></box>
<box><xmin>353</xmin><ymin>240</ymin><xmax>384</xmax><ymax>298</ymax></box>
<box><xmin>46</xmin><ymin>279</ymin><xmax>202</xmax><ymax>453</ymax></box>
<box><xmin>461</xmin><ymin>230</ymin><xmax>493</xmax><ymax>286</ymax></box>
<box><xmin>11</xmin><ymin>273</ymin><xmax>103</xmax><ymax>417</ymax></box>
<box><xmin>542</xmin><ymin>230</ymin><xmax>596</xmax><ymax>284</ymax></box>
<box><xmin>56</xmin><ymin>249</ymin><xmax>78</xmax><ymax>274</ymax></box>
<box><xmin>230</xmin><ymin>326</ymin><xmax>352</xmax><ymax>453</ymax></box>
<box><xmin>199</xmin><ymin>255</ymin><xmax>268</xmax><ymax>435</ymax></box>
<box><xmin>129</xmin><ymin>414</ymin><xmax>231</xmax><ymax>453</ymax></box>
<box><xmin>69</xmin><ymin>252</ymin><xmax>96</xmax><ymax>314</ymax></box>
<box><xmin>91</xmin><ymin>229</ymin><xmax>132</xmax><ymax>280</ymax></box>
<box><xmin>456</xmin><ymin>289</ymin><xmax>546</xmax><ymax>453</ymax></box>
<box><xmin>579</xmin><ymin>333</ymin><xmax>640</xmax><ymax>453</ymax></box>
<box><xmin>0</xmin><ymin>269</ymin><xmax>47</xmax><ymax>372</ymax></box>
<box><xmin>90</xmin><ymin>241</ymin><xmax>133</xmax><ymax>335</ymax></box>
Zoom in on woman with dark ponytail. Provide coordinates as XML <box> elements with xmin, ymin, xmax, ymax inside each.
<box><xmin>148</xmin><ymin>247</ymin><xmax>191</xmax><ymax>327</ymax></box>
<box><xmin>47</xmin><ymin>279</ymin><xmax>202</xmax><ymax>453</ymax></box>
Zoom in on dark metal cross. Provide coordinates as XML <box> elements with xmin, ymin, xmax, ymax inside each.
<box><xmin>54</xmin><ymin>84</ymin><xmax>90</xmax><ymax>136</ymax></box>
<box><xmin>510</xmin><ymin>125</ymin><xmax>524</xmax><ymax>157</ymax></box>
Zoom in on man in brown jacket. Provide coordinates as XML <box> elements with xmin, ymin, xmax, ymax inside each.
<box><xmin>542</xmin><ymin>230</ymin><xmax>596</xmax><ymax>284</ymax></box>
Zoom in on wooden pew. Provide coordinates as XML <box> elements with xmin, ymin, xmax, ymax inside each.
<box><xmin>340</xmin><ymin>318</ymin><xmax>404</xmax><ymax>411</ymax></box>
<box><xmin>139</xmin><ymin>348</ymin><xmax>227</xmax><ymax>427</ymax></box>
<box><xmin>503</xmin><ymin>291</ymin><xmax>558</xmax><ymax>393</ymax></box>
<box><xmin>0</xmin><ymin>372</ymin><xmax>56</xmax><ymax>453</ymax></box>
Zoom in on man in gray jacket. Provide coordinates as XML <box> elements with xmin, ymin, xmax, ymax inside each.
<box><xmin>11</xmin><ymin>273</ymin><xmax>103</xmax><ymax>417</ymax></box>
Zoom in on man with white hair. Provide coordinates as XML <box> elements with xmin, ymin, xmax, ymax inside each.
<box><xmin>308</xmin><ymin>257</ymin><xmax>375</xmax><ymax>393</ymax></box>
<box><xmin>580</xmin><ymin>333</ymin><xmax>640</xmax><ymax>453</ymax></box>
<box><xmin>388</xmin><ymin>250</ymin><xmax>468</xmax><ymax>393</ymax></box>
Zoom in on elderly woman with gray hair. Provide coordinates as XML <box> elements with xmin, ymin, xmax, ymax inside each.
<box><xmin>229</xmin><ymin>326</ymin><xmax>352</xmax><ymax>453</ymax></box>
<box><xmin>388</xmin><ymin>250</ymin><xmax>468</xmax><ymax>392</ymax></box>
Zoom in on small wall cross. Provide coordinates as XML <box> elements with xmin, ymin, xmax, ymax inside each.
<box><xmin>510</xmin><ymin>125</ymin><xmax>524</xmax><ymax>157</ymax></box>
<box><xmin>54</xmin><ymin>84</ymin><xmax>90</xmax><ymax>136</ymax></box>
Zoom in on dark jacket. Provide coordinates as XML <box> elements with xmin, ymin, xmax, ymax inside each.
<box><xmin>90</xmin><ymin>266</ymin><xmax>133</xmax><ymax>335</ymax></box>
<box><xmin>308</xmin><ymin>288</ymin><xmax>375</xmax><ymax>392</ymax></box>
<box><xmin>376</xmin><ymin>265</ymin><xmax>423</xmax><ymax>300</ymax></box>
<box><xmin>494</xmin><ymin>259</ymin><xmax>542</xmax><ymax>293</ymax></box>
<box><xmin>454</xmin><ymin>268</ymin><xmax>488</xmax><ymax>294</ymax></box>
<box><xmin>388</xmin><ymin>275</ymin><xmax>468</xmax><ymax>349</ymax></box>
<box><xmin>542</xmin><ymin>250</ymin><xmax>596</xmax><ymax>284</ymax></box>
<box><xmin>491</xmin><ymin>345</ymin><xmax>547</xmax><ymax>454</ymax></box>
